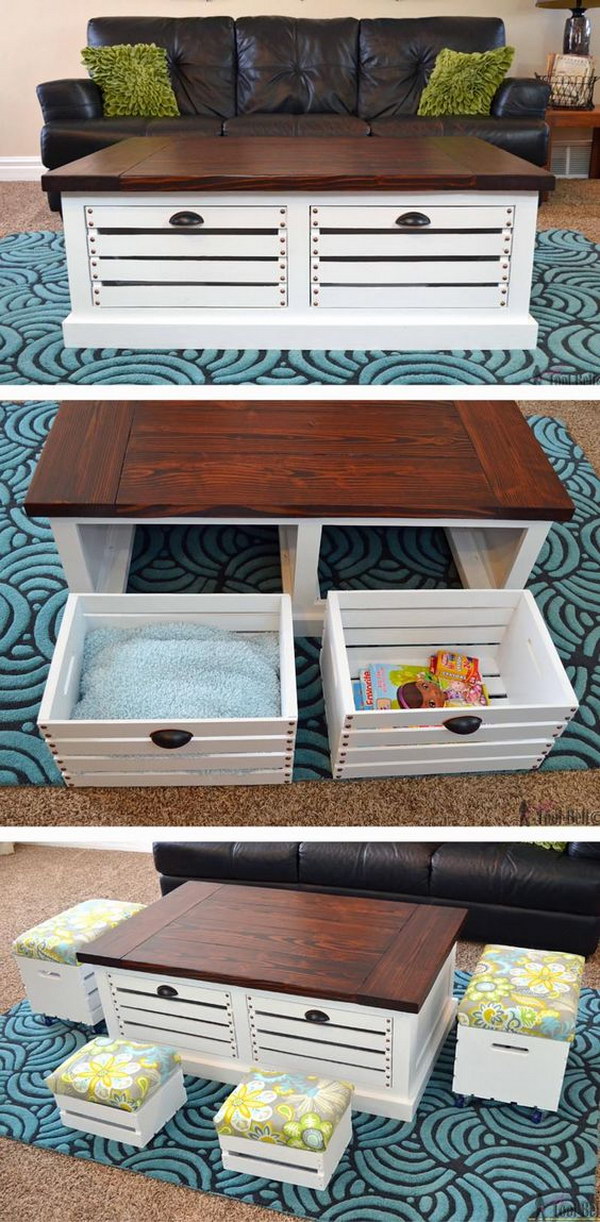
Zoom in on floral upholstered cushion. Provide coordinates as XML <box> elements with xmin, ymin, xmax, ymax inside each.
<box><xmin>457</xmin><ymin>944</ymin><xmax>584</xmax><ymax>1042</ymax></box>
<box><xmin>12</xmin><ymin>899</ymin><xmax>145</xmax><ymax>965</ymax></box>
<box><xmin>45</xmin><ymin>1037</ymin><xmax>181</xmax><ymax>1112</ymax></box>
<box><xmin>214</xmin><ymin>1069</ymin><xmax>354</xmax><ymax>1151</ymax></box>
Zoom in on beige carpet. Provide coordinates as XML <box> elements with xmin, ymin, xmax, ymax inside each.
<box><xmin>0</xmin><ymin>844</ymin><xmax>598</xmax><ymax>1222</ymax></box>
<box><xmin>0</xmin><ymin>401</ymin><xmax>598</xmax><ymax>829</ymax></box>
<box><xmin>2</xmin><ymin>178</ymin><xmax>600</xmax><ymax>241</ymax></box>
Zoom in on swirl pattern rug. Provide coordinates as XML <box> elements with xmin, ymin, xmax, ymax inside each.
<box><xmin>0</xmin><ymin>974</ymin><xmax>598</xmax><ymax>1221</ymax></box>
<box><xmin>1</xmin><ymin>229</ymin><xmax>600</xmax><ymax>384</ymax></box>
<box><xmin>0</xmin><ymin>405</ymin><xmax>599</xmax><ymax>784</ymax></box>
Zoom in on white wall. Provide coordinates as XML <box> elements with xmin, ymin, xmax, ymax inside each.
<box><xmin>0</xmin><ymin>0</ymin><xmax>593</xmax><ymax>160</ymax></box>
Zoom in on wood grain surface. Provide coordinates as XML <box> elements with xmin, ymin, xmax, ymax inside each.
<box><xmin>42</xmin><ymin>135</ymin><xmax>555</xmax><ymax>194</ymax></box>
<box><xmin>77</xmin><ymin>881</ymin><xmax>468</xmax><ymax>1012</ymax></box>
<box><xmin>24</xmin><ymin>400</ymin><xmax>574</xmax><ymax>522</ymax></box>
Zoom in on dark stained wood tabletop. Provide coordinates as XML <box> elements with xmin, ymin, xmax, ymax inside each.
<box><xmin>42</xmin><ymin>135</ymin><xmax>555</xmax><ymax>194</ymax></box>
<box><xmin>77</xmin><ymin>881</ymin><xmax>467</xmax><ymax>1012</ymax></box>
<box><xmin>24</xmin><ymin>400</ymin><xmax>574</xmax><ymax>522</ymax></box>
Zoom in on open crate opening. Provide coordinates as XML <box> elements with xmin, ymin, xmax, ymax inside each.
<box><xmin>321</xmin><ymin>590</ymin><xmax>577</xmax><ymax>779</ymax></box>
<box><xmin>38</xmin><ymin>592</ymin><xmax>297</xmax><ymax>787</ymax></box>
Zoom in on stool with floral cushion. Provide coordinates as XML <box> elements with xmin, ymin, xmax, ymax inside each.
<box><xmin>214</xmin><ymin>1068</ymin><xmax>354</xmax><ymax>1189</ymax></box>
<box><xmin>45</xmin><ymin>1036</ymin><xmax>186</xmax><ymax>1147</ymax></box>
<box><xmin>12</xmin><ymin>899</ymin><xmax>145</xmax><ymax>1026</ymax></box>
<box><xmin>452</xmin><ymin>943</ymin><xmax>584</xmax><ymax>1117</ymax></box>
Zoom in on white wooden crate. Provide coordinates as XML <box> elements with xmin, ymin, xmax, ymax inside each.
<box><xmin>38</xmin><ymin>593</ymin><xmax>297</xmax><ymax>787</ymax></box>
<box><xmin>452</xmin><ymin>1025</ymin><xmax>571</xmax><ymax>1112</ymax></box>
<box><xmin>15</xmin><ymin>955</ymin><xmax>104</xmax><ymax>1025</ymax></box>
<box><xmin>320</xmin><ymin>590</ymin><xmax>577</xmax><ymax>779</ymax></box>
<box><xmin>53</xmin><ymin>1066</ymin><xmax>186</xmax><ymax>1147</ymax></box>
<box><xmin>218</xmin><ymin>1104</ymin><xmax>352</xmax><ymax>1190</ymax></box>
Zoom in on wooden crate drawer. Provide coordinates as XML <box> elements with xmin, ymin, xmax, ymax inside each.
<box><xmin>312</xmin><ymin>205</ymin><xmax>514</xmax><ymax>231</ymax></box>
<box><xmin>321</xmin><ymin>589</ymin><xmax>577</xmax><ymax>779</ymax></box>
<box><xmin>38</xmin><ymin>592</ymin><xmax>297</xmax><ymax>788</ymax></box>
<box><xmin>248</xmin><ymin>995</ymin><xmax>392</xmax><ymax>1087</ymax></box>
<box><xmin>109</xmin><ymin>970</ymin><xmax>233</xmax><ymax>1008</ymax></box>
<box><xmin>86</xmin><ymin>204</ymin><xmax>286</xmax><ymax>231</ymax></box>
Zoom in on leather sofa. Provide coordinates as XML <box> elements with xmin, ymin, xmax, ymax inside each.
<box><xmin>38</xmin><ymin>15</ymin><xmax>550</xmax><ymax>211</ymax></box>
<box><xmin>152</xmin><ymin>841</ymin><xmax>600</xmax><ymax>956</ymax></box>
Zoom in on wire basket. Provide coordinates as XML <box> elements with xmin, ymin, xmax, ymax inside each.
<box><xmin>537</xmin><ymin>71</ymin><xmax>597</xmax><ymax>110</ymax></box>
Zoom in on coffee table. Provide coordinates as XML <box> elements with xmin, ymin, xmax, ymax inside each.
<box><xmin>25</xmin><ymin>399</ymin><xmax>574</xmax><ymax>635</ymax></box>
<box><xmin>78</xmin><ymin>881</ymin><xmax>467</xmax><ymax>1121</ymax></box>
<box><xmin>42</xmin><ymin>135</ymin><xmax>554</xmax><ymax>351</ymax></box>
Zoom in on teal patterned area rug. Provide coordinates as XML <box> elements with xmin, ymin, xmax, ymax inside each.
<box><xmin>0</xmin><ymin>975</ymin><xmax>598</xmax><ymax>1221</ymax></box>
<box><xmin>1</xmin><ymin>229</ymin><xmax>600</xmax><ymax>384</ymax></box>
<box><xmin>0</xmin><ymin>405</ymin><xmax>599</xmax><ymax>784</ymax></box>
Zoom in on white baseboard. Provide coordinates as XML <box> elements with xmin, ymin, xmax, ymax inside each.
<box><xmin>0</xmin><ymin>157</ymin><xmax>44</xmax><ymax>181</ymax></box>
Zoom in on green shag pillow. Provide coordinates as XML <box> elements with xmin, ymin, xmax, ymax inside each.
<box><xmin>81</xmin><ymin>43</ymin><xmax>179</xmax><ymax>118</ymax></box>
<box><xmin>418</xmin><ymin>46</ymin><xmax>515</xmax><ymax>117</ymax></box>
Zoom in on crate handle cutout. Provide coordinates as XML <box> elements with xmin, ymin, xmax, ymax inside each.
<box><xmin>443</xmin><ymin>716</ymin><xmax>483</xmax><ymax>736</ymax></box>
<box><xmin>157</xmin><ymin>985</ymin><xmax>179</xmax><ymax>999</ymax></box>
<box><xmin>491</xmin><ymin>1042</ymin><xmax>530</xmax><ymax>1055</ymax></box>
<box><xmin>396</xmin><ymin>211</ymin><xmax>431</xmax><ymax>227</ymax></box>
<box><xmin>169</xmin><ymin>211</ymin><xmax>204</xmax><ymax>227</ymax></box>
<box><xmin>38</xmin><ymin>969</ymin><xmax>61</xmax><ymax>979</ymax></box>
<box><xmin>305</xmin><ymin>1009</ymin><xmax>331</xmax><ymax>1024</ymax></box>
<box><xmin>150</xmin><ymin>729</ymin><xmax>194</xmax><ymax>750</ymax></box>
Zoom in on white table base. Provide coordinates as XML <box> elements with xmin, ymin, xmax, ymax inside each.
<box><xmin>49</xmin><ymin>515</ymin><xmax>551</xmax><ymax>635</ymax></box>
<box><xmin>60</xmin><ymin>189</ymin><xmax>540</xmax><ymax>351</ymax></box>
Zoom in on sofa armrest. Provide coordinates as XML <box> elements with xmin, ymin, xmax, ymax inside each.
<box><xmin>37</xmin><ymin>79</ymin><xmax>103</xmax><ymax>124</ymax></box>
<box><xmin>491</xmin><ymin>77</ymin><xmax>550</xmax><ymax>120</ymax></box>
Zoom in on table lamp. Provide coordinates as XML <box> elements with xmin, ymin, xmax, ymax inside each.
<box><xmin>536</xmin><ymin>2</ymin><xmax>600</xmax><ymax>56</ymax></box>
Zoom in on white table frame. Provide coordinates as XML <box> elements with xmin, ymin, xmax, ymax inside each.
<box><xmin>49</xmin><ymin>514</ymin><xmax>551</xmax><ymax>635</ymax></box>
<box><xmin>60</xmin><ymin>188</ymin><xmax>540</xmax><ymax>351</ymax></box>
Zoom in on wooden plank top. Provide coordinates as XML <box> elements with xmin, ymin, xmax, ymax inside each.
<box><xmin>24</xmin><ymin>400</ymin><xmax>574</xmax><ymax>522</ymax></box>
<box><xmin>77</xmin><ymin>881</ymin><xmax>467</xmax><ymax>1012</ymax></box>
<box><xmin>42</xmin><ymin>135</ymin><xmax>555</xmax><ymax>194</ymax></box>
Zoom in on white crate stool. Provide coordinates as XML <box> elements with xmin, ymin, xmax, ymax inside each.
<box><xmin>452</xmin><ymin>943</ymin><xmax>584</xmax><ymax>1114</ymax></box>
<box><xmin>214</xmin><ymin>1067</ymin><xmax>354</xmax><ymax>1189</ymax></box>
<box><xmin>45</xmin><ymin>1036</ymin><xmax>186</xmax><ymax>1148</ymax></box>
<box><xmin>12</xmin><ymin>899</ymin><xmax>145</xmax><ymax>1025</ymax></box>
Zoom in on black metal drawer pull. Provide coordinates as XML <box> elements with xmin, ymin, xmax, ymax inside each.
<box><xmin>150</xmin><ymin>729</ymin><xmax>193</xmax><ymax>750</ymax></box>
<box><xmin>443</xmin><ymin>716</ymin><xmax>483</xmax><ymax>736</ymax></box>
<box><xmin>304</xmin><ymin>1009</ymin><xmax>330</xmax><ymax>1024</ymax></box>
<box><xmin>169</xmin><ymin>211</ymin><xmax>204</xmax><ymax>227</ymax></box>
<box><xmin>395</xmin><ymin>211</ymin><xmax>431</xmax><ymax>228</ymax></box>
<box><xmin>157</xmin><ymin>985</ymin><xmax>178</xmax><ymax>998</ymax></box>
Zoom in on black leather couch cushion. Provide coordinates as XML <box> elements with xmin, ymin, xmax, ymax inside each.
<box><xmin>358</xmin><ymin>17</ymin><xmax>506</xmax><ymax>119</ymax></box>
<box><xmin>223</xmin><ymin>114</ymin><xmax>369</xmax><ymax>137</ymax></box>
<box><xmin>87</xmin><ymin>16</ymin><xmax>236</xmax><ymax>118</ymax></box>
<box><xmin>235</xmin><ymin>17</ymin><xmax>360</xmax><ymax>115</ymax></box>
<box><xmin>431</xmin><ymin>843</ymin><xmax>600</xmax><ymax>917</ymax></box>
<box><xmin>298</xmin><ymin>841</ymin><xmax>436</xmax><ymax>896</ymax></box>
<box><xmin>41</xmin><ymin>116</ymin><xmax>222</xmax><ymax>170</ymax></box>
<box><xmin>153</xmin><ymin>841</ymin><xmax>299</xmax><ymax>885</ymax></box>
<box><xmin>369</xmin><ymin>115</ymin><xmax>549</xmax><ymax>167</ymax></box>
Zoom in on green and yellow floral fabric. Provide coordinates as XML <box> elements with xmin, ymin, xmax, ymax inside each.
<box><xmin>457</xmin><ymin>944</ymin><xmax>584</xmax><ymax>1042</ymax></box>
<box><xmin>215</xmin><ymin>1069</ymin><xmax>354</xmax><ymax>1151</ymax></box>
<box><xmin>13</xmin><ymin>899</ymin><xmax>145</xmax><ymax>966</ymax></box>
<box><xmin>45</xmin><ymin>1037</ymin><xmax>181</xmax><ymax>1113</ymax></box>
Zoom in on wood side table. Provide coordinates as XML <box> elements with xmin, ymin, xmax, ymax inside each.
<box><xmin>546</xmin><ymin>107</ymin><xmax>600</xmax><ymax>178</ymax></box>
<box><xmin>24</xmin><ymin>399</ymin><xmax>574</xmax><ymax>635</ymax></box>
<box><xmin>78</xmin><ymin>880</ymin><xmax>468</xmax><ymax>1121</ymax></box>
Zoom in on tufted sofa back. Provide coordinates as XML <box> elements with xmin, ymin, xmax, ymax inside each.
<box><xmin>87</xmin><ymin>15</ymin><xmax>506</xmax><ymax>120</ymax></box>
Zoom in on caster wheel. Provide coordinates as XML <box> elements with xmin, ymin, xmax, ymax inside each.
<box><xmin>454</xmin><ymin>1094</ymin><xmax>466</xmax><ymax>1108</ymax></box>
<box><xmin>531</xmin><ymin>1108</ymin><xmax>543</xmax><ymax>1124</ymax></box>
<box><xmin>42</xmin><ymin>1015</ymin><xmax>55</xmax><ymax>1027</ymax></box>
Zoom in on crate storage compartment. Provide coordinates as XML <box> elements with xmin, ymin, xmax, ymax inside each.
<box><xmin>105</xmin><ymin>969</ymin><xmax>239</xmax><ymax>1060</ymax></box>
<box><xmin>309</xmin><ymin>203</ymin><xmax>513</xmax><ymax>310</ymax></box>
<box><xmin>15</xmin><ymin>955</ymin><xmax>104</xmax><ymax>1026</ymax></box>
<box><xmin>320</xmin><ymin>590</ymin><xmax>577</xmax><ymax>779</ymax></box>
<box><xmin>85</xmin><ymin>202</ymin><xmax>288</xmax><ymax>310</ymax></box>
<box><xmin>38</xmin><ymin>592</ymin><xmax>297</xmax><ymax>787</ymax></box>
